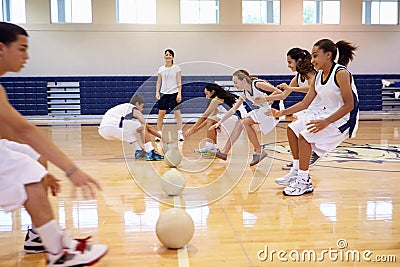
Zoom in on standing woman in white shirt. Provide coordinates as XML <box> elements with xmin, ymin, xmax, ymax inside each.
<box><xmin>155</xmin><ymin>49</ymin><xmax>184</xmax><ymax>141</ymax></box>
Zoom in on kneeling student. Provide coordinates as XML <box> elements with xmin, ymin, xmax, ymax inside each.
<box><xmin>99</xmin><ymin>94</ymin><xmax>164</xmax><ymax>161</ymax></box>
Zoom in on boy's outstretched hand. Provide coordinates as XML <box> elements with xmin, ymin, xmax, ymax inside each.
<box><xmin>68</xmin><ymin>168</ymin><xmax>102</xmax><ymax>199</ymax></box>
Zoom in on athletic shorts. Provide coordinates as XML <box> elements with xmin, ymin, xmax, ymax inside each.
<box><xmin>157</xmin><ymin>93</ymin><xmax>181</xmax><ymax>111</ymax></box>
<box><xmin>0</xmin><ymin>139</ymin><xmax>47</xmax><ymax>212</ymax></box>
<box><xmin>289</xmin><ymin>114</ymin><xmax>348</xmax><ymax>157</ymax></box>
<box><xmin>98</xmin><ymin>120</ymin><xmax>141</xmax><ymax>143</ymax></box>
<box><xmin>245</xmin><ymin>107</ymin><xmax>279</xmax><ymax>135</ymax></box>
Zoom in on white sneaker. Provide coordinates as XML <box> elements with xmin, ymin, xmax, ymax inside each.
<box><xmin>283</xmin><ymin>176</ymin><xmax>313</xmax><ymax>196</ymax></box>
<box><xmin>275</xmin><ymin>171</ymin><xmax>298</xmax><ymax>186</ymax></box>
<box><xmin>24</xmin><ymin>228</ymin><xmax>45</xmax><ymax>254</ymax></box>
<box><xmin>194</xmin><ymin>146</ymin><xmax>217</xmax><ymax>154</ymax></box>
<box><xmin>46</xmin><ymin>232</ymin><xmax>108</xmax><ymax>267</ymax></box>
<box><xmin>249</xmin><ymin>150</ymin><xmax>268</xmax><ymax>166</ymax></box>
<box><xmin>177</xmin><ymin>130</ymin><xmax>184</xmax><ymax>141</ymax></box>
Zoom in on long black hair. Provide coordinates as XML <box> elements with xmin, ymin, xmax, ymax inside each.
<box><xmin>287</xmin><ymin>47</ymin><xmax>316</xmax><ymax>79</ymax></box>
<box><xmin>205</xmin><ymin>83</ymin><xmax>238</xmax><ymax>107</ymax></box>
<box><xmin>314</xmin><ymin>39</ymin><xmax>357</xmax><ymax>67</ymax></box>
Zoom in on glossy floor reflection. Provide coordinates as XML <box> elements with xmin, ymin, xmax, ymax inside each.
<box><xmin>0</xmin><ymin>121</ymin><xmax>399</xmax><ymax>266</ymax></box>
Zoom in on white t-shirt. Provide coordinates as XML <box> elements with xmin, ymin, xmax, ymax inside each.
<box><xmin>158</xmin><ymin>65</ymin><xmax>181</xmax><ymax>94</ymax></box>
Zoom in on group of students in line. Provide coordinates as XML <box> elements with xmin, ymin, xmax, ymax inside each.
<box><xmin>0</xmin><ymin>20</ymin><xmax>359</xmax><ymax>267</ymax></box>
<box><xmin>100</xmin><ymin>38</ymin><xmax>359</xmax><ymax>198</ymax></box>
<box><xmin>100</xmin><ymin>40</ymin><xmax>359</xmax><ymax>197</ymax></box>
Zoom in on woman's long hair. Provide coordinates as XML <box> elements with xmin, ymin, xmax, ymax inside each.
<box><xmin>287</xmin><ymin>47</ymin><xmax>316</xmax><ymax>79</ymax></box>
<box><xmin>205</xmin><ymin>83</ymin><xmax>238</xmax><ymax>107</ymax></box>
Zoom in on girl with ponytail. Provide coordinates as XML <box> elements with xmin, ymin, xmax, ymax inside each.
<box><xmin>270</xmin><ymin>48</ymin><xmax>320</xmax><ymax>170</ymax></box>
<box><xmin>209</xmin><ymin>70</ymin><xmax>285</xmax><ymax>166</ymax></box>
<box><xmin>278</xmin><ymin>48</ymin><xmax>317</xmax><ymax>93</ymax></box>
<box><xmin>271</xmin><ymin>39</ymin><xmax>359</xmax><ymax>196</ymax></box>
<box><xmin>184</xmin><ymin>83</ymin><xmax>241</xmax><ymax>153</ymax></box>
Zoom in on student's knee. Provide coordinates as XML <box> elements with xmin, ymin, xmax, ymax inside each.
<box><xmin>206</xmin><ymin>119</ymin><xmax>215</xmax><ymax>127</ymax></box>
<box><xmin>242</xmin><ymin>118</ymin><xmax>253</xmax><ymax>127</ymax></box>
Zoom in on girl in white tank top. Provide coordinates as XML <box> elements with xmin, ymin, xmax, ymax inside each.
<box><xmin>210</xmin><ymin>70</ymin><xmax>283</xmax><ymax>167</ymax></box>
<box><xmin>270</xmin><ymin>39</ymin><xmax>359</xmax><ymax>196</ymax></box>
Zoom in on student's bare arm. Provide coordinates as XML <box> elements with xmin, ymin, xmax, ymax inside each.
<box><xmin>272</xmin><ymin>80</ymin><xmax>317</xmax><ymax>118</ymax></box>
<box><xmin>186</xmin><ymin>99</ymin><xmax>221</xmax><ymax>137</ymax></box>
<box><xmin>156</xmin><ymin>74</ymin><xmax>162</xmax><ymax>100</ymax></box>
<box><xmin>0</xmin><ymin>86</ymin><xmax>101</xmax><ymax>194</ymax></box>
<box><xmin>256</xmin><ymin>80</ymin><xmax>281</xmax><ymax>94</ymax></box>
<box><xmin>133</xmin><ymin>109</ymin><xmax>146</xmax><ymax>125</ymax></box>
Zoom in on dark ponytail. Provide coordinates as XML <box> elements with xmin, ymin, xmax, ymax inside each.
<box><xmin>205</xmin><ymin>83</ymin><xmax>238</xmax><ymax>107</ymax></box>
<box><xmin>336</xmin><ymin>40</ymin><xmax>357</xmax><ymax>67</ymax></box>
<box><xmin>287</xmin><ymin>47</ymin><xmax>316</xmax><ymax>79</ymax></box>
<box><xmin>314</xmin><ymin>39</ymin><xmax>357</xmax><ymax>67</ymax></box>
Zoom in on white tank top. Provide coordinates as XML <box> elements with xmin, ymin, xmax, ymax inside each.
<box><xmin>297</xmin><ymin>73</ymin><xmax>324</xmax><ymax>111</ymax></box>
<box><xmin>243</xmin><ymin>80</ymin><xmax>273</xmax><ymax>109</ymax></box>
<box><xmin>315</xmin><ymin>63</ymin><xmax>359</xmax><ymax>138</ymax></box>
<box><xmin>296</xmin><ymin>73</ymin><xmax>308</xmax><ymax>88</ymax></box>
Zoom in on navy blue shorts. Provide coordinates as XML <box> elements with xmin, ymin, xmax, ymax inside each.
<box><xmin>157</xmin><ymin>93</ymin><xmax>181</xmax><ymax>111</ymax></box>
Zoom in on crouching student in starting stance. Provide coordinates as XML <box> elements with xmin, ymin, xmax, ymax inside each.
<box><xmin>99</xmin><ymin>94</ymin><xmax>165</xmax><ymax>161</ymax></box>
<box><xmin>184</xmin><ymin>83</ymin><xmax>243</xmax><ymax>154</ymax></box>
<box><xmin>210</xmin><ymin>70</ymin><xmax>287</xmax><ymax>166</ymax></box>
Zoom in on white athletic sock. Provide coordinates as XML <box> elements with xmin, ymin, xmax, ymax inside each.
<box><xmin>144</xmin><ymin>142</ymin><xmax>154</xmax><ymax>153</ymax></box>
<box><xmin>289</xmin><ymin>159</ymin><xmax>299</xmax><ymax>175</ymax></box>
<box><xmin>293</xmin><ymin>159</ymin><xmax>299</xmax><ymax>170</ymax></box>
<box><xmin>31</xmin><ymin>224</ymin><xmax>38</xmax><ymax>234</ymax></box>
<box><xmin>298</xmin><ymin>169</ymin><xmax>310</xmax><ymax>183</ymax></box>
<box><xmin>35</xmin><ymin>220</ymin><xmax>63</xmax><ymax>254</ymax></box>
<box><xmin>132</xmin><ymin>142</ymin><xmax>141</xmax><ymax>151</ymax></box>
<box><xmin>205</xmin><ymin>141</ymin><xmax>216</xmax><ymax>149</ymax></box>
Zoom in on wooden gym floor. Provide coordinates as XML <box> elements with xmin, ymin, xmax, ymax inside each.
<box><xmin>0</xmin><ymin>120</ymin><xmax>399</xmax><ymax>266</ymax></box>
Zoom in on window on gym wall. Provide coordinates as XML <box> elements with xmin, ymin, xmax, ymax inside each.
<box><xmin>242</xmin><ymin>0</ymin><xmax>280</xmax><ymax>24</ymax></box>
<box><xmin>303</xmin><ymin>0</ymin><xmax>340</xmax><ymax>24</ymax></box>
<box><xmin>50</xmin><ymin>0</ymin><xmax>92</xmax><ymax>23</ymax></box>
<box><xmin>116</xmin><ymin>0</ymin><xmax>156</xmax><ymax>24</ymax></box>
<box><xmin>180</xmin><ymin>0</ymin><xmax>219</xmax><ymax>24</ymax></box>
<box><xmin>0</xmin><ymin>0</ymin><xmax>26</xmax><ymax>23</ymax></box>
<box><xmin>362</xmin><ymin>0</ymin><xmax>398</xmax><ymax>24</ymax></box>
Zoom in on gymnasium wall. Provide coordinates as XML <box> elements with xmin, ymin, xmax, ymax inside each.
<box><xmin>1</xmin><ymin>74</ymin><xmax>391</xmax><ymax>116</ymax></box>
<box><xmin>2</xmin><ymin>0</ymin><xmax>400</xmax><ymax>116</ymax></box>
<box><xmin>3</xmin><ymin>0</ymin><xmax>400</xmax><ymax>77</ymax></box>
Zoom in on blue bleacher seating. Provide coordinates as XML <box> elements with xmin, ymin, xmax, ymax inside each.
<box><xmin>1</xmin><ymin>74</ymin><xmax>398</xmax><ymax>116</ymax></box>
